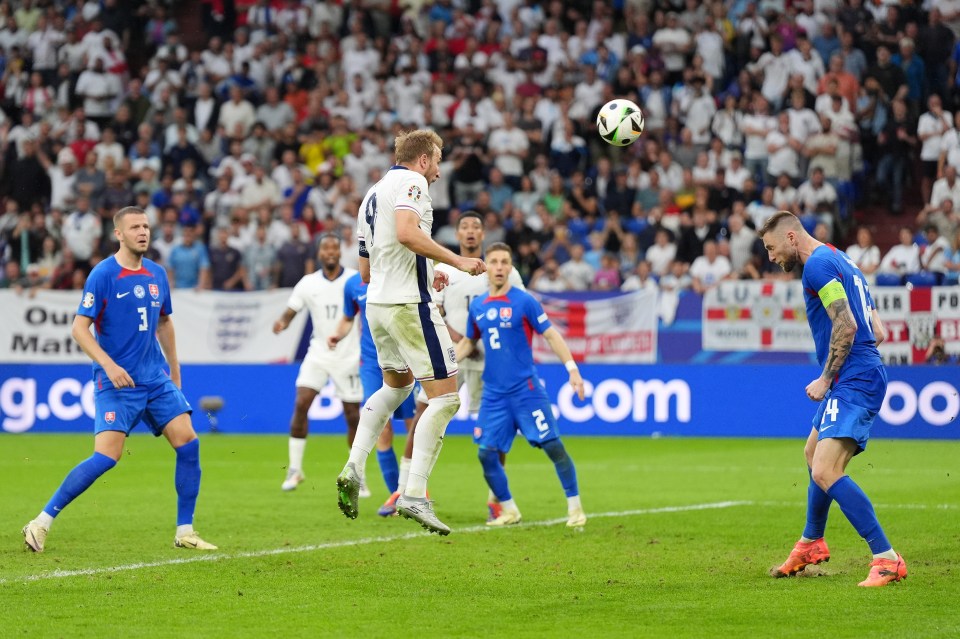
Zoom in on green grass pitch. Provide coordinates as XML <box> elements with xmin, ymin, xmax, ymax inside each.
<box><xmin>1</xmin><ymin>434</ymin><xmax>958</xmax><ymax>638</ymax></box>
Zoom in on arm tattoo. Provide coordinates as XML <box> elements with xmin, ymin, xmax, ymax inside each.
<box><xmin>822</xmin><ymin>297</ymin><xmax>856</xmax><ymax>380</ymax></box>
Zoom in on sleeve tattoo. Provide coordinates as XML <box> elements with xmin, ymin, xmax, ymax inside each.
<box><xmin>822</xmin><ymin>297</ymin><xmax>857</xmax><ymax>380</ymax></box>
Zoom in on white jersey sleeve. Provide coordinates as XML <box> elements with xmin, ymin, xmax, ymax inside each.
<box><xmin>294</xmin><ymin>267</ymin><xmax>360</xmax><ymax>361</ymax></box>
<box><xmin>361</xmin><ymin>167</ymin><xmax>435</xmax><ymax>304</ymax></box>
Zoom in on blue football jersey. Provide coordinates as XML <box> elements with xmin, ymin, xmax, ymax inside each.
<box><xmin>343</xmin><ymin>272</ymin><xmax>377</xmax><ymax>365</ymax></box>
<box><xmin>467</xmin><ymin>287</ymin><xmax>552</xmax><ymax>394</ymax></box>
<box><xmin>802</xmin><ymin>245</ymin><xmax>882</xmax><ymax>377</ymax></box>
<box><xmin>77</xmin><ymin>256</ymin><xmax>173</xmax><ymax>388</ymax></box>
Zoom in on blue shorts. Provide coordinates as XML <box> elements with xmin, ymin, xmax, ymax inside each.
<box><xmin>474</xmin><ymin>382</ymin><xmax>559</xmax><ymax>453</ymax></box>
<box><xmin>94</xmin><ymin>375</ymin><xmax>192</xmax><ymax>436</ymax></box>
<box><xmin>360</xmin><ymin>362</ymin><xmax>415</xmax><ymax>420</ymax></box>
<box><xmin>812</xmin><ymin>366</ymin><xmax>888</xmax><ymax>454</ymax></box>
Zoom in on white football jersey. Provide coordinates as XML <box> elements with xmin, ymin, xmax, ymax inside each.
<box><xmin>287</xmin><ymin>266</ymin><xmax>360</xmax><ymax>362</ymax></box>
<box><xmin>357</xmin><ymin>166</ymin><xmax>434</xmax><ymax>304</ymax></box>
<box><xmin>433</xmin><ymin>264</ymin><xmax>525</xmax><ymax>336</ymax></box>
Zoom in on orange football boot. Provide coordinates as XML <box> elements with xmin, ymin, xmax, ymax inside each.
<box><xmin>774</xmin><ymin>538</ymin><xmax>831</xmax><ymax>577</ymax></box>
<box><xmin>858</xmin><ymin>553</ymin><xmax>907</xmax><ymax>587</ymax></box>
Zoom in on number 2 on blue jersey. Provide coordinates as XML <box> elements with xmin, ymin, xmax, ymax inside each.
<box><xmin>364</xmin><ymin>193</ymin><xmax>378</xmax><ymax>243</ymax></box>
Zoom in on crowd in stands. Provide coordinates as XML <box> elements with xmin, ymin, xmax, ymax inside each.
<box><xmin>1</xmin><ymin>0</ymin><xmax>960</xmax><ymax>301</ymax></box>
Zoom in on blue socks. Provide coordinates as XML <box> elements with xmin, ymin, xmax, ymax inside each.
<box><xmin>542</xmin><ymin>439</ymin><xmax>579</xmax><ymax>498</ymax></box>
<box><xmin>377</xmin><ymin>448</ymin><xmax>399</xmax><ymax>493</ymax></box>
<box><xmin>174</xmin><ymin>439</ymin><xmax>202</xmax><ymax>527</ymax></box>
<box><xmin>478</xmin><ymin>447</ymin><xmax>511</xmax><ymax>502</ymax></box>
<box><xmin>827</xmin><ymin>475</ymin><xmax>892</xmax><ymax>555</ymax></box>
<box><xmin>43</xmin><ymin>452</ymin><xmax>117</xmax><ymax>518</ymax></box>
<box><xmin>802</xmin><ymin>467</ymin><xmax>833</xmax><ymax>540</ymax></box>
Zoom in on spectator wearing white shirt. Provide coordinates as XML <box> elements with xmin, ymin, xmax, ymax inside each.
<box><xmin>787</xmin><ymin>36</ymin><xmax>825</xmax><ymax>95</ymax></box>
<box><xmin>712</xmin><ymin>94</ymin><xmax>744</xmax><ymax>149</ymax></box>
<box><xmin>61</xmin><ymin>196</ymin><xmax>101</xmax><ymax>265</ymax></box>
<box><xmin>772</xmin><ymin>174</ymin><xmax>798</xmax><ymax>211</ymax></box>
<box><xmin>487</xmin><ymin>112</ymin><xmax>529</xmax><ymax>189</ymax></box>
<box><xmin>645</xmin><ymin>227</ymin><xmax>678</xmax><ymax>276</ymax></box>
<box><xmin>796</xmin><ymin>168</ymin><xmax>838</xmax><ymax>218</ymax></box>
<box><xmin>621</xmin><ymin>260</ymin><xmax>659</xmax><ymax>293</ymax></box>
<box><xmin>680</xmin><ymin>75</ymin><xmax>717</xmax><ymax>146</ymax></box>
<box><xmin>746</xmin><ymin>187</ymin><xmax>778</xmax><ymax>230</ymax></box>
<box><xmin>218</xmin><ymin>85</ymin><xmax>256</xmax><ymax>139</ymax></box>
<box><xmin>724</xmin><ymin>153</ymin><xmax>752</xmax><ymax>193</ymax></box>
<box><xmin>690</xmin><ymin>240</ymin><xmax>732</xmax><ymax>294</ymax></box>
<box><xmin>748</xmin><ymin>33</ymin><xmax>792</xmax><ymax>110</ymax></box>
<box><xmin>741</xmin><ymin>96</ymin><xmax>776</xmax><ymax>185</ymax></box>
<box><xmin>917</xmin><ymin>94</ymin><xmax>953</xmax><ymax>205</ymax></box>
<box><xmin>652</xmin><ymin>12</ymin><xmax>692</xmax><ymax>84</ymax></box>
<box><xmin>765</xmin><ymin>112</ymin><xmax>802</xmax><ymax>183</ymax></box>
<box><xmin>921</xmin><ymin>225</ymin><xmax>953</xmax><ymax>276</ymax></box>
<box><xmin>846</xmin><ymin>226</ymin><xmax>881</xmax><ymax>285</ymax></box>
<box><xmin>878</xmin><ymin>227</ymin><xmax>921</xmax><ymax>277</ymax></box>
<box><xmin>559</xmin><ymin>243</ymin><xmax>596</xmax><ymax>291</ymax></box>
<box><xmin>75</xmin><ymin>58</ymin><xmax>121</xmax><ymax>126</ymax></box>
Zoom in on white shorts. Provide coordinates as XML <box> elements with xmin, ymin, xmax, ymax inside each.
<box><xmin>415</xmin><ymin>367</ymin><xmax>482</xmax><ymax>412</ymax></box>
<box><xmin>295</xmin><ymin>357</ymin><xmax>363</xmax><ymax>403</ymax></box>
<box><xmin>367</xmin><ymin>302</ymin><xmax>458</xmax><ymax>382</ymax></box>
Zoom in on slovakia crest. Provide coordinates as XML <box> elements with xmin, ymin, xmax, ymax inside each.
<box><xmin>104</xmin><ymin>411</ymin><xmax>116</xmax><ymax>424</ymax></box>
<box><xmin>499</xmin><ymin>307</ymin><xmax>512</xmax><ymax>321</ymax></box>
<box><xmin>134</xmin><ymin>285</ymin><xmax>146</xmax><ymax>299</ymax></box>
<box><xmin>149</xmin><ymin>284</ymin><xmax>159</xmax><ymax>299</ymax></box>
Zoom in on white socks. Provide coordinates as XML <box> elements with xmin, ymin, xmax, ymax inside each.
<box><xmin>347</xmin><ymin>383</ymin><xmax>414</xmax><ymax>470</ymax></box>
<box><xmin>397</xmin><ymin>457</ymin><xmax>411</xmax><ymax>494</ymax></box>
<box><xmin>176</xmin><ymin>524</ymin><xmax>194</xmax><ymax>537</ymax></box>
<box><xmin>875</xmin><ymin>549</ymin><xmax>898</xmax><ymax>561</ymax></box>
<box><xmin>288</xmin><ymin>436</ymin><xmax>306</xmax><ymax>471</ymax></box>
<box><xmin>36</xmin><ymin>511</ymin><xmax>54</xmax><ymax>529</ymax></box>
<box><xmin>406</xmin><ymin>393</ymin><xmax>460</xmax><ymax>499</ymax></box>
<box><xmin>567</xmin><ymin>495</ymin><xmax>582</xmax><ymax>512</ymax></box>
<box><xmin>501</xmin><ymin>498</ymin><xmax>518</xmax><ymax>513</ymax></box>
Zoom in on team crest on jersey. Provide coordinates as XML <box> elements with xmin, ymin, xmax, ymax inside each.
<box><xmin>486</xmin><ymin>308</ymin><xmax>497</xmax><ymax>320</ymax></box>
<box><xmin>104</xmin><ymin>411</ymin><xmax>116</xmax><ymax>424</ymax></box>
<box><xmin>407</xmin><ymin>185</ymin><xmax>422</xmax><ymax>201</ymax></box>
<box><xmin>134</xmin><ymin>285</ymin><xmax>146</xmax><ymax>299</ymax></box>
<box><xmin>82</xmin><ymin>292</ymin><xmax>95</xmax><ymax>308</ymax></box>
<box><xmin>447</xmin><ymin>347</ymin><xmax>456</xmax><ymax>363</ymax></box>
<box><xmin>149</xmin><ymin>284</ymin><xmax>159</xmax><ymax>299</ymax></box>
<box><xmin>499</xmin><ymin>307</ymin><xmax>512</xmax><ymax>321</ymax></box>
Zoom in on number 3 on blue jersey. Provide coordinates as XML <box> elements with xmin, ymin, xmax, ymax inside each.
<box><xmin>137</xmin><ymin>307</ymin><xmax>147</xmax><ymax>331</ymax></box>
<box><xmin>364</xmin><ymin>193</ymin><xmax>378</xmax><ymax>243</ymax></box>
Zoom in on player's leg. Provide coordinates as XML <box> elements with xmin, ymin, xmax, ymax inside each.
<box><xmin>150</xmin><ymin>380</ymin><xmax>217</xmax><ymax>550</ymax></box>
<box><xmin>394</xmin><ymin>303</ymin><xmax>461</xmax><ymax>535</ymax></box>
<box><xmin>464</xmin><ymin>368</ymin><xmax>502</xmax><ymax>519</ymax></box>
<box><xmin>284</xmin><ymin>386</ymin><xmax>319</xmax><ymax>491</ymax></box>
<box><xmin>476</xmin><ymin>393</ymin><xmax>521</xmax><ymax>526</ymax></box>
<box><xmin>398</xmin><ymin>389</ymin><xmax>428</xmax><ymax>494</ymax></box>
<box><xmin>774</xmin><ymin>426</ymin><xmax>833</xmax><ymax>577</ymax></box>
<box><xmin>516</xmin><ymin>388</ymin><xmax>585</xmax><ymax>527</ymax></box>
<box><xmin>812</xmin><ymin>436</ymin><xmax>906</xmax><ymax>586</ymax></box>
<box><xmin>22</xmin><ymin>387</ymin><xmax>139</xmax><ymax>552</ymax></box>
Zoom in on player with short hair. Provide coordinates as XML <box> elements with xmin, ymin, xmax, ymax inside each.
<box><xmin>273</xmin><ymin>234</ymin><xmax>362</xmax><ymax>492</ymax></box>
<box><xmin>22</xmin><ymin>206</ymin><xmax>216</xmax><ymax>552</ymax></box>
<box><xmin>397</xmin><ymin>211</ymin><xmax>525</xmax><ymax>520</ymax></box>
<box><xmin>336</xmin><ymin>129</ymin><xmax>485</xmax><ymax>535</ymax></box>
<box><xmin>455</xmin><ymin>242</ymin><xmax>587</xmax><ymax>528</ymax></box>
<box><xmin>759</xmin><ymin>210</ymin><xmax>907</xmax><ymax>587</ymax></box>
<box><xmin>327</xmin><ymin>269</ymin><xmax>416</xmax><ymax>513</ymax></box>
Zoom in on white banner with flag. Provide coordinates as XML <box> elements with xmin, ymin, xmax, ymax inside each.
<box><xmin>0</xmin><ymin>289</ymin><xmax>306</xmax><ymax>363</ymax></box>
<box><xmin>531</xmin><ymin>289</ymin><xmax>658</xmax><ymax>363</ymax></box>
<box><xmin>703</xmin><ymin>281</ymin><xmax>814</xmax><ymax>351</ymax></box>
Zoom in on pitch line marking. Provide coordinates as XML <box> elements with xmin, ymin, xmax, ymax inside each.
<box><xmin>5</xmin><ymin>501</ymin><xmax>751</xmax><ymax>585</ymax></box>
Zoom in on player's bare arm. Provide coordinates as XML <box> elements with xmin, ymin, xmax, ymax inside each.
<box><xmin>871</xmin><ymin>308</ymin><xmax>886</xmax><ymax>346</ymax></box>
<box><xmin>395</xmin><ymin>209</ymin><xmax>485</xmax><ymax>276</ymax></box>
<box><xmin>433</xmin><ymin>269</ymin><xmax>449</xmax><ymax>291</ymax></box>
<box><xmin>454</xmin><ymin>336</ymin><xmax>477</xmax><ymax>362</ymax></box>
<box><xmin>71</xmin><ymin>314</ymin><xmax>134</xmax><ymax>388</ymax></box>
<box><xmin>541</xmin><ymin>327</ymin><xmax>585</xmax><ymax>400</ymax></box>
<box><xmin>359</xmin><ymin>255</ymin><xmax>370</xmax><ymax>283</ymax></box>
<box><xmin>272</xmin><ymin>307</ymin><xmax>298</xmax><ymax>334</ymax></box>
<box><xmin>327</xmin><ymin>315</ymin><xmax>356</xmax><ymax>350</ymax></box>
<box><xmin>805</xmin><ymin>296</ymin><xmax>857</xmax><ymax>401</ymax></box>
<box><xmin>156</xmin><ymin>314</ymin><xmax>182</xmax><ymax>388</ymax></box>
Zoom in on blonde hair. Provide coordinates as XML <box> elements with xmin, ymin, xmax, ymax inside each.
<box><xmin>394</xmin><ymin>129</ymin><xmax>443</xmax><ymax>164</ymax></box>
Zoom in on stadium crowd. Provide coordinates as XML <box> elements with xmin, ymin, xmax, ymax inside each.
<box><xmin>1</xmin><ymin>0</ymin><xmax>960</xmax><ymax>300</ymax></box>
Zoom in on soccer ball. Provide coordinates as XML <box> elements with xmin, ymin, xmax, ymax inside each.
<box><xmin>596</xmin><ymin>99</ymin><xmax>645</xmax><ymax>147</ymax></box>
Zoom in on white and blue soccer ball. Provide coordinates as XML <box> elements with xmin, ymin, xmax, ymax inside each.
<box><xmin>596</xmin><ymin>99</ymin><xmax>645</xmax><ymax>147</ymax></box>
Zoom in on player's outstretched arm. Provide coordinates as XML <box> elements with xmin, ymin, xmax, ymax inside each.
<box><xmin>327</xmin><ymin>315</ymin><xmax>356</xmax><ymax>350</ymax></box>
<box><xmin>541</xmin><ymin>327</ymin><xmax>585</xmax><ymax>400</ymax></box>
<box><xmin>396</xmin><ymin>209</ymin><xmax>485</xmax><ymax>275</ymax></box>
<box><xmin>71</xmin><ymin>315</ymin><xmax>135</xmax><ymax>388</ymax></box>
<box><xmin>272</xmin><ymin>307</ymin><xmax>298</xmax><ymax>334</ymax></box>
<box><xmin>157</xmin><ymin>314</ymin><xmax>182</xmax><ymax>388</ymax></box>
<box><xmin>454</xmin><ymin>337</ymin><xmax>477</xmax><ymax>362</ymax></box>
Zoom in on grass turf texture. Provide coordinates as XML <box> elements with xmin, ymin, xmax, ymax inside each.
<box><xmin>1</xmin><ymin>434</ymin><xmax>958</xmax><ymax>638</ymax></box>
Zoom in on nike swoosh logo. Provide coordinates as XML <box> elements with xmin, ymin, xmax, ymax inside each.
<box><xmin>475</xmin><ymin>315</ymin><xmax>484</xmax><ymax>321</ymax></box>
<box><xmin>358</xmin><ymin>295</ymin><xmax>367</xmax><ymax>301</ymax></box>
<box><xmin>116</xmin><ymin>292</ymin><xmax>130</xmax><ymax>298</ymax></box>
<box><xmin>820</xmin><ymin>425</ymin><xmax>832</xmax><ymax>432</ymax></box>
<box><xmin>53</xmin><ymin>506</ymin><xmax>61</xmax><ymax>511</ymax></box>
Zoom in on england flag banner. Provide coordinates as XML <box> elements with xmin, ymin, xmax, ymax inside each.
<box><xmin>874</xmin><ymin>286</ymin><xmax>960</xmax><ymax>364</ymax></box>
<box><xmin>702</xmin><ymin>281</ymin><xmax>814</xmax><ymax>352</ymax></box>
<box><xmin>531</xmin><ymin>289</ymin><xmax>658</xmax><ymax>363</ymax></box>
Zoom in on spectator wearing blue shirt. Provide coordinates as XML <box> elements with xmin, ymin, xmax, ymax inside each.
<box><xmin>167</xmin><ymin>225</ymin><xmax>210</xmax><ymax>289</ymax></box>
<box><xmin>485</xmin><ymin>168</ymin><xmax>514</xmax><ymax>213</ymax></box>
